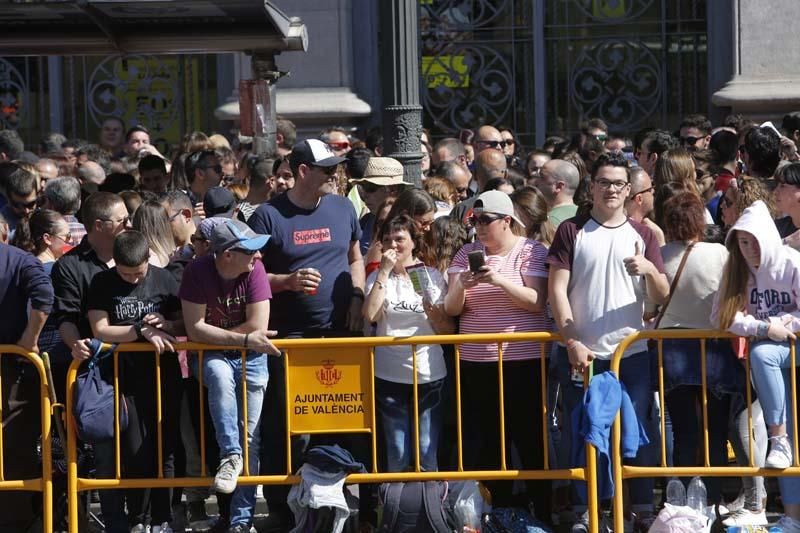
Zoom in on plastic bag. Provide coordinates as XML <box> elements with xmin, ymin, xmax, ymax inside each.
<box><xmin>450</xmin><ymin>481</ymin><xmax>483</xmax><ymax>531</ymax></box>
<box><xmin>647</xmin><ymin>503</ymin><xmax>708</xmax><ymax>533</ymax></box>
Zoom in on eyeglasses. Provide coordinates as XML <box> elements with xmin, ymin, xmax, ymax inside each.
<box><xmin>327</xmin><ymin>141</ymin><xmax>351</xmax><ymax>151</ymax></box>
<box><xmin>594</xmin><ymin>134</ymin><xmax>608</xmax><ymax>142</ymax></box>
<box><xmin>468</xmin><ymin>213</ymin><xmax>504</xmax><ymax>226</ymax></box>
<box><xmin>168</xmin><ymin>210</ymin><xmax>184</xmax><ymax>222</ymax></box>
<box><xmin>680</xmin><ymin>136</ymin><xmax>700</xmax><ymax>146</ymax></box>
<box><xmin>593</xmin><ymin>179</ymin><xmax>629</xmax><ymax>191</ymax></box>
<box><xmin>11</xmin><ymin>198</ymin><xmax>37</xmax><ymax>210</ymax></box>
<box><xmin>632</xmin><ymin>186</ymin><xmax>654</xmax><ymax>196</ymax></box>
<box><xmin>52</xmin><ymin>232</ymin><xmax>72</xmax><ymax>243</ymax></box>
<box><xmin>475</xmin><ymin>140</ymin><xmax>509</xmax><ymax>149</ymax></box>
<box><xmin>101</xmin><ymin>215</ymin><xmax>130</xmax><ymax>226</ymax></box>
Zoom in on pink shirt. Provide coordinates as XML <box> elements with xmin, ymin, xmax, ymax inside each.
<box><xmin>448</xmin><ymin>237</ymin><xmax>550</xmax><ymax>362</ymax></box>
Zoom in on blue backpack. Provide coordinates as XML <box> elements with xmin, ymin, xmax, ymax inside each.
<box><xmin>72</xmin><ymin>340</ymin><xmax>128</xmax><ymax>443</ymax></box>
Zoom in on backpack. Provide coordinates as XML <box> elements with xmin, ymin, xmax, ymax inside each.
<box><xmin>378</xmin><ymin>481</ymin><xmax>454</xmax><ymax>533</ymax></box>
<box><xmin>72</xmin><ymin>340</ymin><xmax>128</xmax><ymax>443</ymax></box>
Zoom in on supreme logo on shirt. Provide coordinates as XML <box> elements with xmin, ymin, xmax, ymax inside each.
<box><xmin>294</xmin><ymin>228</ymin><xmax>331</xmax><ymax>245</ymax></box>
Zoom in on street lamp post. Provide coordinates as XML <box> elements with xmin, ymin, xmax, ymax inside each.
<box><xmin>379</xmin><ymin>0</ymin><xmax>424</xmax><ymax>187</ymax></box>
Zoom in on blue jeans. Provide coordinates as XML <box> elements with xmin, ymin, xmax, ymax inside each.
<box><xmin>556</xmin><ymin>348</ymin><xmax>656</xmax><ymax>511</ymax></box>
<box><xmin>375</xmin><ymin>377</ymin><xmax>444</xmax><ymax>472</ymax></box>
<box><xmin>748</xmin><ymin>340</ymin><xmax>800</xmax><ymax>504</ymax></box>
<box><xmin>191</xmin><ymin>351</ymin><xmax>269</xmax><ymax>526</ymax></box>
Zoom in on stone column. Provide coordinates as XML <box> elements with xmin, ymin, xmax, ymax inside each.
<box><xmin>712</xmin><ymin>0</ymin><xmax>800</xmax><ymax>121</ymax></box>
<box><xmin>379</xmin><ymin>0</ymin><xmax>423</xmax><ymax>187</ymax></box>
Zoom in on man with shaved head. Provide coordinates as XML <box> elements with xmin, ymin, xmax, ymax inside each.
<box><xmin>472</xmin><ymin>125</ymin><xmax>505</xmax><ymax>154</ymax></box>
<box><xmin>535</xmin><ymin>159</ymin><xmax>580</xmax><ymax>227</ymax></box>
<box><xmin>77</xmin><ymin>160</ymin><xmax>106</xmax><ymax>186</ymax></box>
<box><xmin>451</xmin><ymin>148</ymin><xmax>508</xmax><ymax>223</ymax></box>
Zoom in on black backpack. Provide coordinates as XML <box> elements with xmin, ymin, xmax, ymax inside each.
<box><xmin>378</xmin><ymin>481</ymin><xmax>454</xmax><ymax>533</ymax></box>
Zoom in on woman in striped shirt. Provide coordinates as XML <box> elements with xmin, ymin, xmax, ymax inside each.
<box><xmin>444</xmin><ymin>190</ymin><xmax>552</xmax><ymax>517</ymax></box>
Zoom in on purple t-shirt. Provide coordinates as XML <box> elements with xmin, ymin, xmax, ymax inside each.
<box><xmin>178</xmin><ymin>255</ymin><xmax>272</xmax><ymax>329</ymax></box>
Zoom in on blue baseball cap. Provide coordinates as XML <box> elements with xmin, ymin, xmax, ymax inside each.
<box><xmin>210</xmin><ymin>219</ymin><xmax>270</xmax><ymax>253</ymax></box>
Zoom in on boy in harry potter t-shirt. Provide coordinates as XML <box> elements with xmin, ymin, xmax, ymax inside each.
<box><xmin>86</xmin><ymin>230</ymin><xmax>183</xmax><ymax>532</ymax></box>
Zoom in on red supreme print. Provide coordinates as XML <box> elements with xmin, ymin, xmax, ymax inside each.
<box><xmin>294</xmin><ymin>228</ymin><xmax>332</xmax><ymax>245</ymax></box>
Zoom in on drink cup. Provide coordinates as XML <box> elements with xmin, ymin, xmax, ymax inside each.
<box><xmin>305</xmin><ymin>267</ymin><xmax>321</xmax><ymax>295</ymax></box>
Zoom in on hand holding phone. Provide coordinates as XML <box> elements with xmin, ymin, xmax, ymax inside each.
<box><xmin>467</xmin><ymin>250</ymin><xmax>485</xmax><ymax>273</ymax></box>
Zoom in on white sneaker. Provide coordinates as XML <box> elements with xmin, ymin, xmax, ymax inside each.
<box><xmin>778</xmin><ymin>516</ymin><xmax>800</xmax><ymax>533</ymax></box>
<box><xmin>151</xmin><ymin>523</ymin><xmax>173</xmax><ymax>533</ymax></box>
<box><xmin>766</xmin><ymin>434</ymin><xmax>793</xmax><ymax>468</ymax></box>
<box><xmin>130</xmin><ymin>525</ymin><xmax>148</xmax><ymax>533</ymax></box>
<box><xmin>721</xmin><ymin>508</ymin><xmax>768</xmax><ymax>527</ymax></box>
<box><xmin>213</xmin><ymin>453</ymin><xmax>243</xmax><ymax>494</ymax></box>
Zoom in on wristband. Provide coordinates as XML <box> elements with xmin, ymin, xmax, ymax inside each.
<box><xmin>756</xmin><ymin>321</ymin><xmax>770</xmax><ymax>339</ymax></box>
<box><xmin>374</xmin><ymin>279</ymin><xmax>386</xmax><ymax>290</ymax></box>
<box><xmin>134</xmin><ymin>322</ymin><xmax>143</xmax><ymax>338</ymax></box>
<box><xmin>244</xmin><ymin>333</ymin><xmax>250</xmax><ymax>349</ymax></box>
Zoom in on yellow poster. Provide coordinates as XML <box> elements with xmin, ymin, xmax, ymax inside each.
<box><xmin>422</xmin><ymin>55</ymin><xmax>469</xmax><ymax>89</ymax></box>
<box><xmin>593</xmin><ymin>0</ymin><xmax>626</xmax><ymax>18</ymax></box>
<box><xmin>287</xmin><ymin>346</ymin><xmax>372</xmax><ymax>434</ymax></box>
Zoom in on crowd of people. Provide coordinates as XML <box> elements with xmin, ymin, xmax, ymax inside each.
<box><xmin>3</xmin><ymin>111</ymin><xmax>800</xmax><ymax>533</ymax></box>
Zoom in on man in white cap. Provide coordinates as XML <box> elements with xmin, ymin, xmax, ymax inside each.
<box><xmin>351</xmin><ymin>156</ymin><xmax>411</xmax><ymax>254</ymax></box>
<box><xmin>178</xmin><ymin>218</ymin><xmax>280</xmax><ymax>532</ymax></box>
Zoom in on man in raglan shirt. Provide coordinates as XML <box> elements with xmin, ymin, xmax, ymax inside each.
<box><xmin>247</xmin><ymin>138</ymin><xmax>365</xmax><ymax>528</ymax></box>
<box><xmin>547</xmin><ymin>153</ymin><xmax>669</xmax><ymax>532</ymax></box>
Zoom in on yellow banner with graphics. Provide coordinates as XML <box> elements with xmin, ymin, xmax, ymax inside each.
<box><xmin>287</xmin><ymin>346</ymin><xmax>372</xmax><ymax>434</ymax></box>
<box><xmin>422</xmin><ymin>55</ymin><xmax>469</xmax><ymax>89</ymax></box>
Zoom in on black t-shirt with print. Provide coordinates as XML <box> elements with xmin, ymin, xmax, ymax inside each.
<box><xmin>88</xmin><ymin>265</ymin><xmax>180</xmax><ymax>327</ymax></box>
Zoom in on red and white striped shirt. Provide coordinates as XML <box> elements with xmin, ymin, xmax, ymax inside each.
<box><xmin>448</xmin><ymin>237</ymin><xmax>551</xmax><ymax>362</ymax></box>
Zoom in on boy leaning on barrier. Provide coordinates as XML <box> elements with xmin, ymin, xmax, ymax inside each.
<box><xmin>178</xmin><ymin>218</ymin><xmax>280</xmax><ymax>533</ymax></box>
<box><xmin>86</xmin><ymin>230</ymin><xmax>183</xmax><ymax>533</ymax></box>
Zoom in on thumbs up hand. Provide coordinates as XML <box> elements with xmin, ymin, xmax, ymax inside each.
<box><xmin>623</xmin><ymin>240</ymin><xmax>654</xmax><ymax>277</ymax></box>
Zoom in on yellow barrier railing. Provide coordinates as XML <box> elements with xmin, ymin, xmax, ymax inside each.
<box><xmin>609</xmin><ymin>329</ymin><xmax>798</xmax><ymax>531</ymax></box>
<box><xmin>65</xmin><ymin>332</ymin><xmax>600</xmax><ymax>533</ymax></box>
<box><xmin>0</xmin><ymin>347</ymin><xmax>53</xmax><ymax>533</ymax></box>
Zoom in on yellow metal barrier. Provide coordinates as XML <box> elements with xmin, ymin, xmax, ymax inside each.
<box><xmin>0</xmin><ymin>347</ymin><xmax>53</xmax><ymax>533</ymax></box>
<box><xmin>65</xmin><ymin>332</ymin><xmax>601</xmax><ymax>533</ymax></box>
<box><xmin>609</xmin><ymin>329</ymin><xmax>799</xmax><ymax>531</ymax></box>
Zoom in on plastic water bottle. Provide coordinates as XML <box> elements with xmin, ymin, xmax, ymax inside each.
<box><xmin>665</xmin><ymin>478</ymin><xmax>686</xmax><ymax>506</ymax></box>
<box><xmin>686</xmin><ymin>476</ymin><xmax>707</xmax><ymax>512</ymax></box>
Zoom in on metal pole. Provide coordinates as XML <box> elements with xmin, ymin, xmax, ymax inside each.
<box><xmin>379</xmin><ymin>0</ymin><xmax>423</xmax><ymax>187</ymax></box>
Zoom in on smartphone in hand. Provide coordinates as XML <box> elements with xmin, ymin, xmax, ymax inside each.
<box><xmin>467</xmin><ymin>250</ymin><xmax>485</xmax><ymax>273</ymax></box>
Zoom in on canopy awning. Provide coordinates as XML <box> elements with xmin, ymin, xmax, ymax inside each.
<box><xmin>0</xmin><ymin>0</ymin><xmax>307</xmax><ymax>56</ymax></box>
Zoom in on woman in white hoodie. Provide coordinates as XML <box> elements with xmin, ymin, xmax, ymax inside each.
<box><xmin>714</xmin><ymin>199</ymin><xmax>800</xmax><ymax>530</ymax></box>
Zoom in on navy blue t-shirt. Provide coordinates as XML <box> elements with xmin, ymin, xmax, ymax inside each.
<box><xmin>248</xmin><ymin>192</ymin><xmax>362</xmax><ymax>336</ymax></box>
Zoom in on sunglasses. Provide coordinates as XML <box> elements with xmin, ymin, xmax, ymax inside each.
<box><xmin>101</xmin><ymin>215</ymin><xmax>130</xmax><ymax>226</ymax></box>
<box><xmin>476</xmin><ymin>140</ymin><xmax>509</xmax><ymax>149</ymax></box>
<box><xmin>328</xmin><ymin>141</ymin><xmax>351</xmax><ymax>151</ymax></box>
<box><xmin>230</xmin><ymin>247</ymin><xmax>258</xmax><ymax>256</ymax></box>
<box><xmin>11</xmin><ymin>199</ymin><xmax>37</xmax><ymax>210</ymax></box>
<box><xmin>311</xmin><ymin>164</ymin><xmax>339</xmax><ymax>176</ymax></box>
<box><xmin>680</xmin><ymin>136</ymin><xmax>701</xmax><ymax>146</ymax></box>
<box><xmin>200</xmin><ymin>164</ymin><xmax>223</xmax><ymax>175</ymax></box>
<box><xmin>468</xmin><ymin>213</ymin><xmax>504</xmax><ymax>226</ymax></box>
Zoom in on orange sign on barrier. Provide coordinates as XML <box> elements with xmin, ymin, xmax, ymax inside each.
<box><xmin>287</xmin><ymin>346</ymin><xmax>372</xmax><ymax>433</ymax></box>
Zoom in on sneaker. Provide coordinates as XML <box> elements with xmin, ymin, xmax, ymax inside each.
<box><xmin>721</xmin><ymin>508</ymin><xmax>768</xmax><ymax>527</ymax></box>
<box><xmin>571</xmin><ymin>510</ymin><xmax>611</xmax><ymax>533</ymax></box>
<box><xmin>130</xmin><ymin>524</ymin><xmax>148</xmax><ymax>533</ymax></box>
<box><xmin>766</xmin><ymin>434</ymin><xmax>793</xmax><ymax>468</ymax></box>
<box><xmin>151</xmin><ymin>523</ymin><xmax>173</xmax><ymax>533</ymax></box>
<box><xmin>778</xmin><ymin>516</ymin><xmax>800</xmax><ymax>533</ymax></box>
<box><xmin>226</xmin><ymin>525</ymin><xmax>252</xmax><ymax>533</ymax></box>
<box><xmin>208</xmin><ymin>518</ymin><xmax>230</xmax><ymax>533</ymax></box>
<box><xmin>214</xmin><ymin>453</ymin><xmax>243</xmax><ymax>494</ymax></box>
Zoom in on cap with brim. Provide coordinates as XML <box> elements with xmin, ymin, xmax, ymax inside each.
<box><xmin>203</xmin><ymin>186</ymin><xmax>236</xmax><ymax>218</ymax></box>
<box><xmin>350</xmin><ymin>157</ymin><xmax>411</xmax><ymax>186</ymax></box>
<box><xmin>473</xmin><ymin>190</ymin><xmax>526</xmax><ymax>228</ymax></box>
<box><xmin>290</xmin><ymin>138</ymin><xmax>347</xmax><ymax>168</ymax></box>
<box><xmin>198</xmin><ymin>216</ymin><xmax>229</xmax><ymax>241</ymax></box>
<box><xmin>211</xmin><ymin>219</ymin><xmax>270</xmax><ymax>253</ymax></box>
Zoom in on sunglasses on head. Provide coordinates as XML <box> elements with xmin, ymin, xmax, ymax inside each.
<box><xmin>468</xmin><ymin>213</ymin><xmax>505</xmax><ymax>226</ymax></box>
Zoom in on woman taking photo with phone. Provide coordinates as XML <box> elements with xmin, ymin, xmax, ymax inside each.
<box><xmin>443</xmin><ymin>190</ymin><xmax>551</xmax><ymax>519</ymax></box>
<box><xmin>363</xmin><ymin>215</ymin><xmax>453</xmax><ymax>472</ymax></box>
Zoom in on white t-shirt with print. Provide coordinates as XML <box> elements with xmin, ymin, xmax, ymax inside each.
<box><xmin>366</xmin><ymin>266</ymin><xmax>447</xmax><ymax>384</ymax></box>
